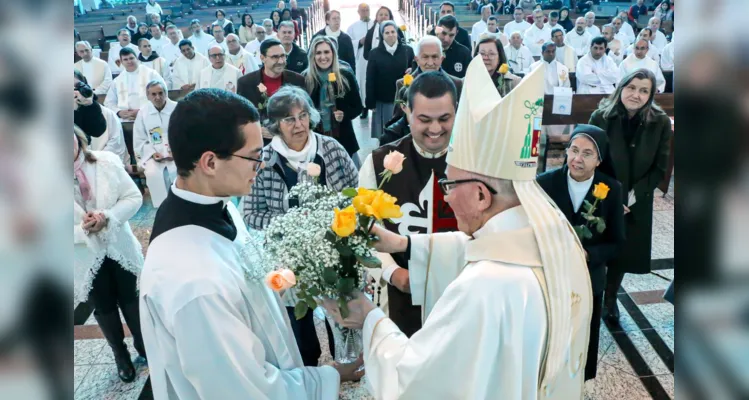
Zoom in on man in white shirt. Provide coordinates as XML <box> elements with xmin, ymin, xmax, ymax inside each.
<box><xmin>660</xmin><ymin>40</ymin><xmax>674</xmax><ymax>71</ymax></box>
<box><xmin>551</xmin><ymin>27</ymin><xmax>576</xmax><ymax>72</ymax></box>
<box><xmin>137</xmin><ymin>38</ymin><xmax>172</xmax><ymax>88</ymax></box>
<box><xmin>503</xmin><ymin>7</ymin><xmax>531</xmax><ymax>41</ymax></box>
<box><xmin>617</xmin><ymin>11</ymin><xmax>636</xmax><ymax>43</ymax></box>
<box><xmin>108</xmin><ymin>29</ymin><xmax>139</xmax><ymax>74</ymax></box>
<box><xmin>263</xmin><ymin>19</ymin><xmax>278</xmax><ymax>39</ymax></box>
<box><xmin>160</xmin><ymin>25</ymin><xmax>182</xmax><ymax>68</ymax></box>
<box><xmin>530</xmin><ymin>42</ymin><xmax>571</xmax><ymax>94</ymax></box>
<box><xmin>244</xmin><ymin>25</ymin><xmax>267</xmax><ymax>64</ymax></box>
<box><xmin>148</xmin><ymin>24</ymin><xmax>167</xmax><ymax>55</ymax></box>
<box><xmin>104</xmin><ymin>47</ymin><xmax>165</xmax><ymax>122</ymax></box>
<box><xmin>208</xmin><ymin>23</ymin><xmax>230</xmax><ymax>55</ymax></box>
<box><xmin>187</xmin><ymin>19</ymin><xmax>215</xmax><ymax>55</ymax></box>
<box><xmin>75</xmin><ymin>40</ymin><xmax>113</xmax><ymax>95</ymax></box>
<box><xmin>544</xmin><ymin>11</ymin><xmax>562</xmax><ymax>37</ymax></box>
<box><xmin>483</xmin><ymin>16</ymin><xmax>508</xmax><ymax>46</ymax></box>
<box><xmin>611</xmin><ymin>16</ymin><xmax>633</xmax><ymax>47</ymax></box>
<box><xmin>505</xmin><ymin>31</ymin><xmax>533</xmax><ymax>75</ymax></box>
<box><xmin>197</xmin><ymin>45</ymin><xmax>242</xmax><ymax>93</ymax></box>
<box><xmin>225</xmin><ymin>34</ymin><xmax>260</xmax><ymax>75</ymax></box>
<box><xmin>602</xmin><ymin>24</ymin><xmax>624</xmax><ymax>65</ymax></box>
<box><xmin>576</xmin><ymin>36</ymin><xmax>620</xmax><ymax>94</ymax></box>
<box><xmin>172</xmin><ymin>39</ymin><xmax>210</xmax><ymax>92</ymax></box>
<box><xmin>624</xmin><ymin>28</ymin><xmax>660</xmax><ymax>63</ymax></box>
<box><xmin>471</xmin><ymin>5</ymin><xmax>492</xmax><ymax>49</ymax></box>
<box><xmin>566</xmin><ymin>17</ymin><xmax>593</xmax><ymax>57</ymax></box>
<box><xmin>619</xmin><ymin>39</ymin><xmax>666</xmax><ymax>93</ymax></box>
<box><xmin>648</xmin><ymin>17</ymin><xmax>668</xmax><ymax>51</ymax></box>
<box><xmin>524</xmin><ymin>9</ymin><xmax>552</xmax><ymax>57</ymax></box>
<box><xmin>133</xmin><ymin>80</ymin><xmax>177</xmax><ymax>207</ymax></box>
<box><xmin>584</xmin><ymin>11</ymin><xmax>601</xmax><ymax>38</ymax></box>
<box><xmin>346</xmin><ymin>2</ymin><xmax>374</xmax><ymax>119</ymax></box>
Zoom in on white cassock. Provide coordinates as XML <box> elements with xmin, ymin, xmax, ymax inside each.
<box><xmin>346</xmin><ymin>19</ymin><xmax>374</xmax><ymax>105</ymax></box>
<box><xmin>651</xmin><ymin>29</ymin><xmax>668</xmax><ymax>51</ymax></box>
<box><xmin>171</xmin><ymin>53</ymin><xmax>210</xmax><ymax>88</ymax></box>
<box><xmin>619</xmin><ymin>54</ymin><xmax>666</xmax><ymax>92</ymax></box>
<box><xmin>624</xmin><ymin>43</ymin><xmax>660</xmax><ymax>63</ymax></box>
<box><xmin>159</xmin><ymin>41</ymin><xmax>182</xmax><ymax>68</ymax></box>
<box><xmin>133</xmin><ymin>99</ymin><xmax>178</xmax><ymax>207</ymax></box>
<box><xmin>207</xmin><ymin>39</ymin><xmax>230</xmax><ymax>55</ymax></box>
<box><xmin>149</xmin><ymin>36</ymin><xmax>168</xmax><ymax>55</ymax></box>
<box><xmin>104</xmin><ymin>65</ymin><xmax>164</xmax><ymax>121</ymax></box>
<box><xmin>226</xmin><ymin>47</ymin><xmax>260</xmax><ymax>75</ymax></box>
<box><xmin>362</xmin><ymin>207</ymin><xmax>547</xmax><ymax>400</ymax></box>
<box><xmin>74</xmin><ymin>57</ymin><xmax>113</xmax><ymax>95</ymax></box>
<box><xmin>504</xmin><ymin>44</ymin><xmax>534</xmax><ymax>75</ymax></box>
<box><xmin>244</xmin><ymin>38</ymin><xmax>264</xmax><ymax>62</ymax></box>
<box><xmin>615</xmin><ymin>31</ymin><xmax>633</xmax><ymax>47</ymax></box>
<box><xmin>471</xmin><ymin>20</ymin><xmax>488</xmax><ymax>48</ymax></box>
<box><xmin>90</xmin><ymin>106</ymin><xmax>130</xmax><ymax>165</ymax></box>
<box><xmin>660</xmin><ymin>42</ymin><xmax>674</xmax><ymax>71</ymax></box>
<box><xmin>545</xmin><ymin>23</ymin><xmax>564</xmax><ymax>37</ymax></box>
<box><xmin>107</xmin><ymin>42</ymin><xmax>139</xmax><ymax>74</ymax></box>
<box><xmin>575</xmin><ymin>53</ymin><xmax>620</xmax><ymax>94</ymax></box>
<box><xmin>564</xmin><ymin>29</ymin><xmax>592</xmax><ymax>57</ymax></box>
<box><xmin>482</xmin><ymin>30</ymin><xmax>509</xmax><ymax>47</ymax></box>
<box><xmin>139</xmin><ymin>186</ymin><xmax>340</xmax><ymax>399</ymax></box>
<box><xmin>197</xmin><ymin>64</ymin><xmax>242</xmax><ymax>93</ymax></box>
<box><xmin>530</xmin><ymin>60</ymin><xmax>570</xmax><ymax>94</ymax></box>
<box><xmin>503</xmin><ymin>20</ymin><xmax>531</xmax><ymax>39</ymax></box>
<box><xmin>607</xmin><ymin>39</ymin><xmax>625</xmax><ymax>65</ymax></box>
<box><xmin>188</xmin><ymin>33</ymin><xmax>215</xmax><ymax>55</ymax></box>
<box><xmin>554</xmin><ymin>44</ymin><xmax>577</xmax><ymax>72</ymax></box>
<box><xmin>585</xmin><ymin>24</ymin><xmax>601</xmax><ymax>38</ymax></box>
<box><xmin>524</xmin><ymin>24</ymin><xmax>552</xmax><ymax>57</ymax></box>
<box><xmin>140</xmin><ymin>56</ymin><xmax>173</xmax><ymax>89</ymax></box>
<box><xmin>620</xmin><ymin>22</ymin><xmax>636</xmax><ymax>44</ymax></box>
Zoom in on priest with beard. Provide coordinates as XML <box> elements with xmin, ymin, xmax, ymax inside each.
<box><xmin>358</xmin><ymin>71</ymin><xmax>459</xmax><ymax>337</ymax></box>
<box><xmin>139</xmin><ymin>89</ymin><xmax>363</xmax><ymax>399</ymax></box>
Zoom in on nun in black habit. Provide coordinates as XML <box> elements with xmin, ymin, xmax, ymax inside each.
<box><xmin>537</xmin><ymin>124</ymin><xmax>626</xmax><ymax>381</ymax></box>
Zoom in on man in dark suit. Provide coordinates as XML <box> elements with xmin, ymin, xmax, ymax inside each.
<box><xmin>537</xmin><ymin>124</ymin><xmax>625</xmax><ymax>382</ymax></box>
<box><xmin>237</xmin><ymin>38</ymin><xmax>305</xmax><ymax>142</ymax></box>
<box><xmin>311</xmin><ymin>10</ymin><xmax>356</xmax><ymax>74</ymax></box>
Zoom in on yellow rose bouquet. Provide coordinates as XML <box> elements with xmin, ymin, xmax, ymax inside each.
<box><xmin>573</xmin><ymin>182</ymin><xmax>610</xmax><ymax>240</ymax></box>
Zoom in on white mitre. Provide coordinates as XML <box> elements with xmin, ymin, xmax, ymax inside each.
<box><xmin>447</xmin><ymin>57</ymin><xmax>593</xmax><ymax>399</ymax></box>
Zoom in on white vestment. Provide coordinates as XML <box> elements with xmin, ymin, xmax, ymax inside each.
<box><xmin>197</xmin><ymin>63</ymin><xmax>242</xmax><ymax>92</ymax></box>
<box><xmin>564</xmin><ymin>29</ymin><xmax>592</xmax><ymax>57</ymax></box>
<box><xmin>607</xmin><ymin>39</ymin><xmax>625</xmax><ymax>65</ymax></box>
<box><xmin>615</xmin><ymin>31</ymin><xmax>633</xmax><ymax>47</ymax></box>
<box><xmin>90</xmin><ymin>106</ymin><xmax>130</xmax><ymax>165</ymax></box>
<box><xmin>133</xmin><ymin>99</ymin><xmax>178</xmax><ymax>207</ymax></box>
<box><xmin>619</xmin><ymin>54</ymin><xmax>666</xmax><ymax>92</ymax></box>
<box><xmin>575</xmin><ymin>53</ymin><xmax>620</xmax><ymax>94</ymax></box>
<box><xmin>149</xmin><ymin>36</ymin><xmax>168</xmax><ymax>55</ymax></box>
<box><xmin>620</xmin><ymin>22</ymin><xmax>636</xmax><ymax>44</ymax></box>
<box><xmin>140</xmin><ymin>56</ymin><xmax>173</xmax><ymax>89</ymax></box>
<box><xmin>171</xmin><ymin>53</ymin><xmax>210</xmax><ymax>88</ymax></box>
<box><xmin>104</xmin><ymin>65</ymin><xmax>164</xmax><ymax>121</ymax></box>
<box><xmin>159</xmin><ymin>41</ymin><xmax>182</xmax><ymax>68</ymax></box>
<box><xmin>524</xmin><ymin>24</ymin><xmax>552</xmax><ymax>57</ymax></box>
<box><xmin>530</xmin><ymin>60</ymin><xmax>570</xmax><ymax>94</ymax></box>
<box><xmin>483</xmin><ymin>30</ymin><xmax>509</xmax><ymax>46</ymax></box>
<box><xmin>624</xmin><ymin>43</ymin><xmax>661</xmax><ymax>63</ymax></box>
<box><xmin>244</xmin><ymin>38</ymin><xmax>264</xmax><ymax>64</ymax></box>
<box><xmin>226</xmin><ymin>47</ymin><xmax>260</xmax><ymax>75</ymax></box>
<box><xmin>207</xmin><ymin>38</ymin><xmax>230</xmax><ymax>55</ymax></box>
<box><xmin>107</xmin><ymin>42</ymin><xmax>139</xmax><ymax>74</ymax></box>
<box><xmin>504</xmin><ymin>45</ymin><xmax>534</xmax><ymax>75</ymax></box>
<box><xmin>188</xmin><ymin>33</ymin><xmax>215</xmax><ymax>55</ymax></box>
<box><xmin>585</xmin><ymin>24</ymin><xmax>601</xmax><ymax>38</ymax></box>
<box><xmin>503</xmin><ymin>20</ymin><xmax>531</xmax><ymax>39</ymax></box>
<box><xmin>139</xmin><ymin>186</ymin><xmax>340</xmax><ymax>399</ymax></box>
<box><xmin>362</xmin><ymin>207</ymin><xmax>547</xmax><ymax>400</ymax></box>
<box><xmin>347</xmin><ymin>19</ymin><xmax>374</xmax><ymax>104</ymax></box>
<box><xmin>471</xmin><ymin>20</ymin><xmax>488</xmax><ymax>48</ymax></box>
<box><xmin>660</xmin><ymin>42</ymin><xmax>674</xmax><ymax>71</ymax></box>
<box><xmin>554</xmin><ymin>45</ymin><xmax>577</xmax><ymax>72</ymax></box>
<box><xmin>651</xmin><ymin>29</ymin><xmax>668</xmax><ymax>51</ymax></box>
<box><xmin>75</xmin><ymin>57</ymin><xmax>113</xmax><ymax>95</ymax></box>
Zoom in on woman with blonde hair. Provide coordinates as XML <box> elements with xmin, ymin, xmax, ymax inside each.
<box><xmin>302</xmin><ymin>36</ymin><xmax>362</xmax><ymax>160</ymax></box>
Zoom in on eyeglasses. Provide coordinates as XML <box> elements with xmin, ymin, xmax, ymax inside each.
<box><xmin>230</xmin><ymin>151</ymin><xmax>264</xmax><ymax>172</ymax></box>
<box><xmin>209</xmin><ymin>53</ymin><xmax>225</xmax><ymax>58</ymax></box>
<box><xmin>267</xmin><ymin>53</ymin><xmax>287</xmax><ymax>61</ymax></box>
<box><xmin>479</xmin><ymin>52</ymin><xmax>498</xmax><ymax>58</ymax></box>
<box><xmin>566</xmin><ymin>147</ymin><xmax>597</xmax><ymax>162</ymax></box>
<box><xmin>280</xmin><ymin>112</ymin><xmax>310</xmax><ymax>126</ymax></box>
<box><xmin>438</xmin><ymin>178</ymin><xmax>497</xmax><ymax>196</ymax></box>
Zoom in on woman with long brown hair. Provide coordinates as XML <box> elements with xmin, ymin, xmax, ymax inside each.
<box><xmin>473</xmin><ymin>36</ymin><xmax>521</xmax><ymax>96</ymax></box>
<box><xmin>589</xmin><ymin>69</ymin><xmax>672</xmax><ymax>324</ymax></box>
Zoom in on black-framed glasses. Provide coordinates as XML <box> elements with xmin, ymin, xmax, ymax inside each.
<box><xmin>230</xmin><ymin>152</ymin><xmax>264</xmax><ymax>172</ymax></box>
<box><xmin>438</xmin><ymin>178</ymin><xmax>497</xmax><ymax>196</ymax></box>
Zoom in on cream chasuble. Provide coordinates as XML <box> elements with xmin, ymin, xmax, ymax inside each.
<box><xmin>226</xmin><ymin>48</ymin><xmax>260</xmax><ymax>75</ymax></box>
<box><xmin>197</xmin><ymin>63</ymin><xmax>242</xmax><ymax>92</ymax></box>
<box><xmin>75</xmin><ymin>58</ymin><xmax>113</xmax><ymax>95</ymax></box>
<box><xmin>172</xmin><ymin>53</ymin><xmax>210</xmax><ymax>88</ymax></box>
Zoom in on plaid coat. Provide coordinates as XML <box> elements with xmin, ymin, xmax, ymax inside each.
<box><xmin>243</xmin><ymin>133</ymin><xmax>358</xmax><ymax>230</ymax></box>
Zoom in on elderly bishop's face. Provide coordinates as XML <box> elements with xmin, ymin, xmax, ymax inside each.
<box><xmin>443</xmin><ymin>166</ymin><xmax>487</xmax><ymax>236</ymax></box>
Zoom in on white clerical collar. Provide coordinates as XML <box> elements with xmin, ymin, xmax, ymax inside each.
<box><xmin>473</xmin><ymin>206</ymin><xmax>529</xmax><ymax>239</ymax></box>
<box><xmin>171</xmin><ymin>182</ymin><xmax>231</xmax><ymax>206</ymax></box>
<box><xmin>325</xmin><ymin>26</ymin><xmax>341</xmax><ymax>37</ymax></box>
<box><xmin>567</xmin><ymin>170</ymin><xmax>594</xmax><ymax>188</ymax></box>
<box><xmin>412</xmin><ymin>138</ymin><xmax>448</xmax><ymax>159</ymax></box>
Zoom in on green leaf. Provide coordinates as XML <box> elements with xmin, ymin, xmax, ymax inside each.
<box><xmin>596</xmin><ymin>219</ymin><xmax>607</xmax><ymax>233</ymax></box>
<box><xmin>355</xmin><ymin>252</ymin><xmax>382</xmax><ymax>269</ymax></box>
<box><xmin>322</xmin><ymin>268</ymin><xmax>337</xmax><ymax>285</ymax></box>
<box><xmin>582</xmin><ymin>226</ymin><xmax>593</xmax><ymax>240</ymax></box>
<box><xmin>337</xmin><ymin>277</ymin><xmax>355</xmax><ymax>294</ymax></box>
<box><xmin>335</xmin><ymin>241</ymin><xmax>354</xmax><ymax>256</ymax></box>
<box><xmin>294</xmin><ymin>301</ymin><xmax>309</xmax><ymax>320</ymax></box>
<box><xmin>583</xmin><ymin>199</ymin><xmax>593</xmax><ymax>209</ymax></box>
<box><xmin>342</xmin><ymin>188</ymin><xmax>358</xmax><ymax>198</ymax></box>
<box><xmin>338</xmin><ymin>297</ymin><xmax>350</xmax><ymax>319</ymax></box>
<box><xmin>324</xmin><ymin>230</ymin><xmax>338</xmax><ymax>243</ymax></box>
<box><xmin>305</xmin><ymin>296</ymin><xmax>318</xmax><ymax>311</ymax></box>
<box><xmin>583</xmin><ymin>213</ymin><xmax>597</xmax><ymax>221</ymax></box>
<box><xmin>307</xmin><ymin>286</ymin><xmax>321</xmax><ymax>297</ymax></box>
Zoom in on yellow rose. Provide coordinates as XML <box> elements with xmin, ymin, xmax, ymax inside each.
<box><xmin>328</xmin><ymin>72</ymin><xmax>337</xmax><ymax>82</ymax></box>
<box><xmin>592</xmin><ymin>182</ymin><xmax>610</xmax><ymax>200</ymax></box>
<box><xmin>370</xmin><ymin>192</ymin><xmax>403</xmax><ymax>220</ymax></box>
<box><xmin>400</xmin><ymin>24</ymin><xmax>407</xmax><ymax>32</ymax></box>
<box><xmin>403</xmin><ymin>73</ymin><xmax>414</xmax><ymax>87</ymax></box>
<box><xmin>353</xmin><ymin>188</ymin><xmax>378</xmax><ymax>217</ymax></box>
<box><xmin>498</xmin><ymin>63</ymin><xmax>509</xmax><ymax>75</ymax></box>
<box><xmin>332</xmin><ymin>206</ymin><xmax>357</xmax><ymax>237</ymax></box>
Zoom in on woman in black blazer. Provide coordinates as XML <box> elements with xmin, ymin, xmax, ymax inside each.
<box><xmin>302</xmin><ymin>36</ymin><xmax>363</xmax><ymax>162</ymax></box>
<box><xmin>537</xmin><ymin>124</ymin><xmax>625</xmax><ymax>381</ymax></box>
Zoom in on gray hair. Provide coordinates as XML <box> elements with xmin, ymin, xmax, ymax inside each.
<box><xmin>75</xmin><ymin>40</ymin><xmax>92</xmax><ymax>50</ymax></box>
<box><xmin>649</xmin><ymin>16</ymin><xmax>661</xmax><ymax>25</ymax></box>
<box><xmin>575</xmin><ymin>17</ymin><xmax>585</xmax><ymax>24</ymax></box>
<box><xmin>146</xmin><ymin>79</ymin><xmax>167</xmax><ymax>92</ymax></box>
<box><xmin>612</xmin><ymin>16</ymin><xmax>623</xmax><ymax>24</ymax></box>
<box><xmin>266</xmin><ymin>86</ymin><xmax>321</xmax><ymax>136</ymax></box>
<box><xmin>278</xmin><ymin>21</ymin><xmax>295</xmax><ymax>31</ymax></box>
<box><xmin>467</xmin><ymin>171</ymin><xmax>519</xmax><ymax>203</ymax></box>
<box><xmin>584</xmin><ymin>11</ymin><xmax>595</xmax><ymax>18</ymax></box>
<box><xmin>211</xmin><ymin>22</ymin><xmax>224</xmax><ymax>32</ymax></box>
<box><xmin>263</xmin><ymin>18</ymin><xmax>273</xmax><ymax>26</ymax></box>
<box><xmin>602</xmin><ymin>24</ymin><xmax>614</xmax><ymax>33</ymax></box>
<box><xmin>415</xmin><ymin>35</ymin><xmax>442</xmax><ymax>56</ymax></box>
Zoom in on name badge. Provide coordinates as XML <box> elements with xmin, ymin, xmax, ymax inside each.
<box><xmin>150</xmin><ymin>127</ymin><xmax>164</xmax><ymax>144</ymax></box>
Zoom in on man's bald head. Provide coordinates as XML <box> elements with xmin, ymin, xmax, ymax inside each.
<box><xmin>226</xmin><ymin>33</ymin><xmax>241</xmax><ymax>52</ymax></box>
<box><xmin>585</xmin><ymin>11</ymin><xmax>595</xmax><ymax>27</ymax></box>
<box><xmin>634</xmin><ymin>39</ymin><xmax>649</xmax><ymax>59</ymax></box>
<box><xmin>649</xmin><ymin>17</ymin><xmax>661</xmax><ymax>30</ymax></box>
<box><xmin>510</xmin><ymin>31</ymin><xmax>523</xmax><ymax>48</ymax></box>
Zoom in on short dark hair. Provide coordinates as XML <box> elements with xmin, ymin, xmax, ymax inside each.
<box><xmin>639</xmin><ymin>27</ymin><xmax>653</xmax><ymax>36</ymax></box>
<box><xmin>149</xmin><ymin>23</ymin><xmax>160</xmax><ymax>29</ymax></box>
<box><xmin>590</xmin><ymin>36</ymin><xmax>607</xmax><ymax>47</ymax></box>
<box><xmin>549</xmin><ymin>11</ymin><xmax>559</xmax><ymax>19</ymax></box>
<box><xmin>551</xmin><ymin>27</ymin><xmax>564</xmax><ymax>37</ymax></box>
<box><xmin>439</xmin><ymin>1</ymin><xmax>455</xmax><ymax>12</ymax></box>
<box><xmin>178</xmin><ymin>39</ymin><xmax>193</xmax><ymax>49</ymax></box>
<box><xmin>437</xmin><ymin>15</ymin><xmax>459</xmax><ymax>30</ymax></box>
<box><xmin>119</xmin><ymin>47</ymin><xmax>137</xmax><ymax>58</ymax></box>
<box><xmin>169</xmin><ymin>89</ymin><xmax>260</xmax><ymax>177</ymax></box>
<box><xmin>138</xmin><ymin>38</ymin><xmax>151</xmax><ymax>46</ymax></box>
<box><xmin>407</xmin><ymin>71</ymin><xmax>457</xmax><ymax>110</ymax></box>
<box><xmin>487</xmin><ymin>16</ymin><xmax>498</xmax><ymax>23</ymax></box>
<box><xmin>541</xmin><ymin>42</ymin><xmax>556</xmax><ymax>53</ymax></box>
<box><xmin>260</xmin><ymin>38</ymin><xmax>283</xmax><ymax>56</ymax></box>
<box><xmin>215</xmin><ymin>9</ymin><xmax>226</xmax><ymax>17</ymax></box>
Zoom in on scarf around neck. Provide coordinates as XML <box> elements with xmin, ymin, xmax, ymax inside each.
<box><xmin>270</xmin><ymin>132</ymin><xmax>318</xmax><ymax>170</ymax></box>
<box><xmin>384</xmin><ymin>40</ymin><xmax>398</xmax><ymax>55</ymax></box>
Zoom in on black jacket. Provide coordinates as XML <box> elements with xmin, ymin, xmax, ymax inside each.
<box><xmin>304</xmin><ymin>67</ymin><xmax>362</xmax><ymax>156</ymax></box>
<box><xmin>381</xmin><ymin>116</ymin><xmax>410</xmax><ymax>146</ymax></box>
<box><xmin>441</xmin><ymin>42</ymin><xmax>472</xmax><ymax>78</ymax></box>
<box><xmin>537</xmin><ymin>167</ymin><xmax>625</xmax><ymax>294</ymax></box>
<box><xmin>312</xmin><ymin>28</ymin><xmax>357</xmax><ymax>74</ymax></box>
<box><xmin>237</xmin><ymin>69</ymin><xmax>306</xmax><ymax>123</ymax></box>
<box><xmin>75</xmin><ymin>95</ymin><xmax>106</xmax><ymax>140</ymax></box>
<box><xmin>362</xmin><ymin>25</ymin><xmax>406</xmax><ymax>61</ymax></box>
<box><xmin>285</xmin><ymin>43</ymin><xmax>308</xmax><ymax>74</ymax></box>
<box><xmin>425</xmin><ymin>26</ymin><xmax>472</xmax><ymax>52</ymax></box>
<box><xmin>365</xmin><ymin>43</ymin><xmax>414</xmax><ymax>108</ymax></box>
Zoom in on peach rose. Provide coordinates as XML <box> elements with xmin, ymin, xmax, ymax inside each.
<box><xmin>383</xmin><ymin>151</ymin><xmax>406</xmax><ymax>175</ymax></box>
<box><xmin>257</xmin><ymin>83</ymin><xmax>267</xmax><ymax>94</ymax></box>
<box><xmin>306</xmin><ymin>162</ymin><xmax>321</xmax><ymax>177</ymax></box>
<box><xmin>266</xmin><ymin>269</ymin><xmax>297</xmax><ymax>292</ymax></box>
